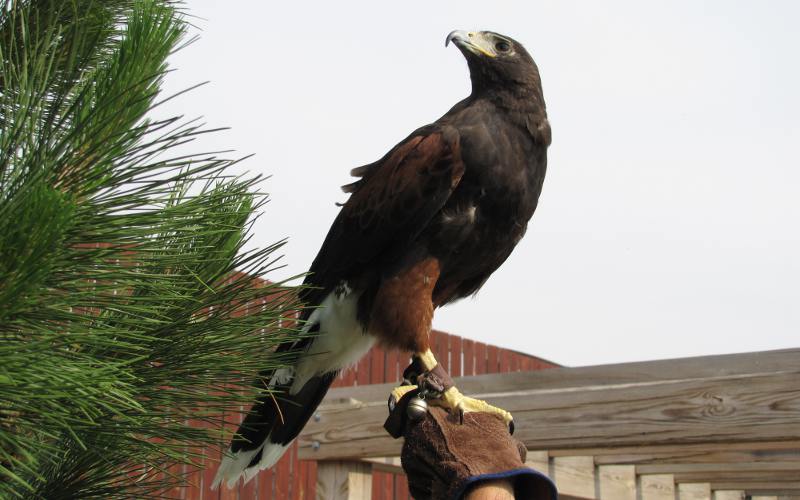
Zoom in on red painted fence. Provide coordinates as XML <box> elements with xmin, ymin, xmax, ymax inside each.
<box><xmin>181</xmin><ymin>331</ymin><xmax>557</xmax><ymax>499</ymax></box>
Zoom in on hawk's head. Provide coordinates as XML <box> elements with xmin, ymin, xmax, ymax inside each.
<box><xmin>446</xmin><ymin>30</ymin><xmax>542</xmax><ymax>97</ymax></box>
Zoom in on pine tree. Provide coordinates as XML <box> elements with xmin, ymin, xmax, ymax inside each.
<box><xmin>0</xmin><ymin>1</ymin><xmax>304</xmax><ymax>497</ymax></box>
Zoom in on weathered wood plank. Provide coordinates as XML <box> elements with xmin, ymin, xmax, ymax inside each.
<box><xmin>289</xmin><ymin>444</ymin><xmax>302</xmax><ymax>500</ymax></box>
<box><xmin>362</xmin><ymin>456</ymin><xmax>403</xmax><ymax>475</ymax></box>
<box><xmin>487</xmin><ymin>344</ymin><xmax>499</xmax><ymax>373</ymax></box>
<box><xmin>298</xmin><ymin>370</ymin><xmax>800</xmax><ymax>459</ymax></box>
<box><xmin>679</xmin><ymin>483</ymin><xmax>712</xmax><ymax>500</ymax></box>
<box><xmin>524</xmin><ymin>450</ymin><xmax>549</xmax><ymax>476</ymax></box>
<box><xmin>597</xmin><ymin>465</ymin><xmax>635</xmax><ymax>500</ymax></box>
<box><xmin>637</xmin><ymin>461</ymin><xmax>800</xmax><ymax>476</ymax></box>
<box><xmin>261</xmin><ymin>458</ymin><xmax>274</xmax><ymax>498</ymax></box>
<box><xmin>275</xmin><ymin>451</ymin><xmax>290</xmax><ymax>498</ymax></box>
<box><xmin>709</xmin><ymin>482</ymin><xmax>800</xmax><ymax>495</ymax></box>
<box><xmin>588</xmin><ymin>441</ymin><xmax>800</xmax><ymax>464</ymax></box>
<box><xmin>384</xmin><ymin>349</ymin><xmax>399</xmax><ymax>385</ymax></box>
<box><xmin>370</xmin><ymin>346</ymin><xmax>385</xmax><ymax>384</ymax></box>
<box><xmin>316</xmin><ymin>348</ymin><xmax>799</xmax><ymax>405</ymax></box>
<box><xmin>305</xmin><ymin>460</ymin><xmax>317</xmax><ymax>499</ymax></box>
<box><xmin>675</xmin><ymin>471</ymin><xmax>800</xmax><ymax>483</ymax></box>
<box><xmin>500</xmin><ymin>348</ymin><xmax>512</xmax><ymax>373</ymax></box>
<box><xmin>371</xmin><ymin>471</ymin><xmax>392</xmax><ymax>500</ymax></box>
<box><xmin>712</xmin><ymin>491</ymin><xmax>745</xmax><ymax>500</ymax></box>
<box><xmin>316</xmin><ymin>461</ymin><xmax>372</xmax><ymax>500</ymax></box>
<box><xmin>462</xmin><ymin>339</ymin><xmax>475</xmax><ymax>376</ymax></box>
<box><xmin>433</xmin><ymin>330</ymin><xmax>449</xmax><ymax>373</ymax></box>
<box><xmin>639</xmin><ymin>474</ymin><xmax>675</xmax><ymax>500</ymax></box>
<box><xmin>394</xmin><ymin>474</ymin><xmax>410</xmax><ymax>500</ymax></box>
<box><xmin>450</xmin><ymin>335</ymin><xmax>462</xmax><ymax>378</ymax></box>
<box><xmin>474</xmin><ymin>341</ymin><xmax>487</xmax><ymax>375</ymax></box>
<box><xmin>551</xmin><ymin>456</ymin><xmax>595</xmax><ymax>499</ymax></box>
<box><xmin>355</xmin><ymin>356</ymin><xmax>370</xmax><ymax>386</ymax></box>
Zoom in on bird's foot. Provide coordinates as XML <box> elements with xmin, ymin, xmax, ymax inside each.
<box><xmin>387</xmin><ymin>382</ymin><xmax>513</xmax><ymax>434</ymax></box>
<box><xmin>401</xmin><ymin>349</ymin><xmax>513</xmax><ymax>430</ymax></box>
<box><xmin>437</xmin><ymin>385</ymin><xmax>514</xmax><ymax>428</ymax></box>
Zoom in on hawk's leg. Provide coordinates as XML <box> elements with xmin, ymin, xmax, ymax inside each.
<box><xmin>369</xmin><ymin>258</ymin><xmax>512</xmax><ymax>425</ymax></box>
<box><xmin>405</xmin><ymin>349</ymin><xmax>513</xmax><ymax>426</ymax></box>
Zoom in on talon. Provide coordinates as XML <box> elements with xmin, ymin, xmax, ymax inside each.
<box><xmin>442</xmin><ymin>386</ymin><xmax>465</xmax><ymax>409</ymax></box>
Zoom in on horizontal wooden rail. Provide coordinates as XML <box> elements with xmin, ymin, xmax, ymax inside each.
<box><xmin>582</xmin><ymin>440</ymin><xmax>800</xmax><ymax>464</ymax></box>
<box><xmin>298</xmin><ymin>349</ymin><xmax>800</xmax><ymax>460</ymax></box>
<box><xmin>298</xmin><ymin>348</ymin><xmax>800</xmax><ymax>499</ymax></box>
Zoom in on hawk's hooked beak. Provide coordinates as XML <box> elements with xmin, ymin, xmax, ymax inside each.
<box><xmin>446</xmin><ymin>30</ymin><xmax>496</xmax><ymax>58</ymax></box>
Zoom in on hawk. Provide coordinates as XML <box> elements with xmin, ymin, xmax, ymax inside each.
<box><xmin>214</xmin><ymin>30</ymin><xmax>551</xmax><ymax>488</ymax></box>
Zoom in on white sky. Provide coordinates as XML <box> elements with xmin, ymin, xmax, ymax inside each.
<box><xmin>160</xmin><ymin>1</ymin><xmax>800</xmax><ymax>367</ymax></box>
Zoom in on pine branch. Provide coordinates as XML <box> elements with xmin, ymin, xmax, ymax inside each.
<box><xmin>0</xmin><ymin>1</ymin><xmax>305</xmax><ymax>497</ymax></box>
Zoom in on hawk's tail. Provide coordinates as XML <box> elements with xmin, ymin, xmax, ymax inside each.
<box><xmin>213</xmin><ymin>286</ymin><xmax>374</xmax><ymax>489</ymax></box>
<box><xmin>211</xmin><ymin>367</ymin><xmax>337</xmax><ymax>490</ymax></box>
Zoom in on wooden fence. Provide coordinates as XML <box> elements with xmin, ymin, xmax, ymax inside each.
<box><xmin>299</xmin><ymin>348</ymin><xmax>800</xmax><ymax>500</ymax></box>
<box><xmin>180</xmin><ymin>330</ymin><xmax>558</xmax><ymax>499</ymax></box>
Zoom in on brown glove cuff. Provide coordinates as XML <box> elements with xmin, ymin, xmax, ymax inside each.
<box><xmin>402</xmin><ymin>407</ymin><xmax>556</xmax><ymax>499</ymax></box>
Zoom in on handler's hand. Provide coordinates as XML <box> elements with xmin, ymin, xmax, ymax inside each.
<box><xmin>384</xmin><ymin>388</ymin><xmax>557</xmax><ymax>500</ymax></box>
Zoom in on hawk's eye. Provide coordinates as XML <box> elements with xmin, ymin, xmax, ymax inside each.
<box><xmin>495</xmin><ymin>40</ymin><xmax>511</xmax><ymax>53</ymax></box>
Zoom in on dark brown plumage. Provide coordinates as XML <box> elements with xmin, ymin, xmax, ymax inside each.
<box><xmin>214</xmin><ymin>30</ymin><xmax>550</xmax><ymax>489</ymax></box>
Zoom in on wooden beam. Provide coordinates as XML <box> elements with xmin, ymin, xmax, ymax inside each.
<box><xmin>712</xmin><ymin>492</ymin><xmax>745</xmax><ymax>500</ymax></box>
<box><xmin>524</xmin><ymin>450</ymin><xmax>549</xmax><ymax>475</ymax></box>
<box><xmin>298</xmin><ymin>350</ymin><xmax>800</xmax><ymax>459</ymax></box>
<box><xmin>675</xmin><ymin>471</ymin><xmax>800</xmax><ymax>483</ymax></box>
<box><xmin>312</xmin><ymin>348</ymin><xmax>800</xmax><ymax>406</ymax></box>
<box><xmin>316</xmin><ymin>461</ymin><xmax>371</xmax><ymax>500</ymax></box>
<box><xmin>587</xmin><ymin>441</ymin><xmax>800</xmax><ymax>464</ymax></box>
<box><xmin>361</xmin><ymin>456</ymin><xmax>402</xmax><ymax>475</ymax></box>
<box><xmin>679</xmin><ymin>483</ymin><xmax>712</xmax><ymax>500</ymax></box>
<box><xmin>710</xmin><ymin>482</ymin><xmax>800</xmax><ymax>495</ymax></box>
<box><xmin>458</xmin><ymin>347</ymin><xmax>799</xmax><ymax>393</ymax></box>
<box><xmin>637</xmin><ymin>462</ymin><xmax>800</xmax><ymax>476</ymax></box>
<box><xmin>511</xmin><ymin>371</ymin><xmax>799</xmax><ymax>452</ymax></box>
<box><xmin>597</xmin><ymin>465</ymin><xmax>635</xmax><ymax>500</ymax></box>
<box><xmin>639</xmin><ymin>474</ymin><xmax>675</xmax><ymax>500</ymax></box>
<box><xmin>551</xmin><ymin>456</ymin><xmax>595</xmax><ymax>499</ymax></box>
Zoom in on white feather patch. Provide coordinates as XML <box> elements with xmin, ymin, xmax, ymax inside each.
<box><xmin>240</xmin><ymin>442</ymin><xmax>288</xmax><ymax>486</ymax></box>
<box><xmin>291</xmin><ymin>286</ymin><xmax>375</xmax><ymax>393</ymax></box>
<box><xmin>211</xmin><ymin>446</ymin><xmax>260</xmax><ymax>490</ymax></box>
<box><xmin>212</xmin><ymin>282</ymin><xmax>375</xmax><ymax>488</ymax></box>
<box><xmin>212</xmin><ymin>442</ymin><xmax>289</xmax><ymax>490</ymax></box>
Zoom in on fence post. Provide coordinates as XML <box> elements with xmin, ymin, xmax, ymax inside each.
<box><xmin>316</xmin><ymin>461</ymin><xmax>372</xmax><ymax>500</ymax></box>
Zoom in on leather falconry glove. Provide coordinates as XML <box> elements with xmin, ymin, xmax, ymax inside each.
<box><xmin>385</xmin><ymin>387</ymin><xmax>557</xmax><ymax>500</ymax></box>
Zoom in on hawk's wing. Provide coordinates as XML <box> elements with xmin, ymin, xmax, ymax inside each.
<box><xmin>300</xmin><ymin>125</ymin><xmax>465</xmax><ymax>310</ymax></box>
